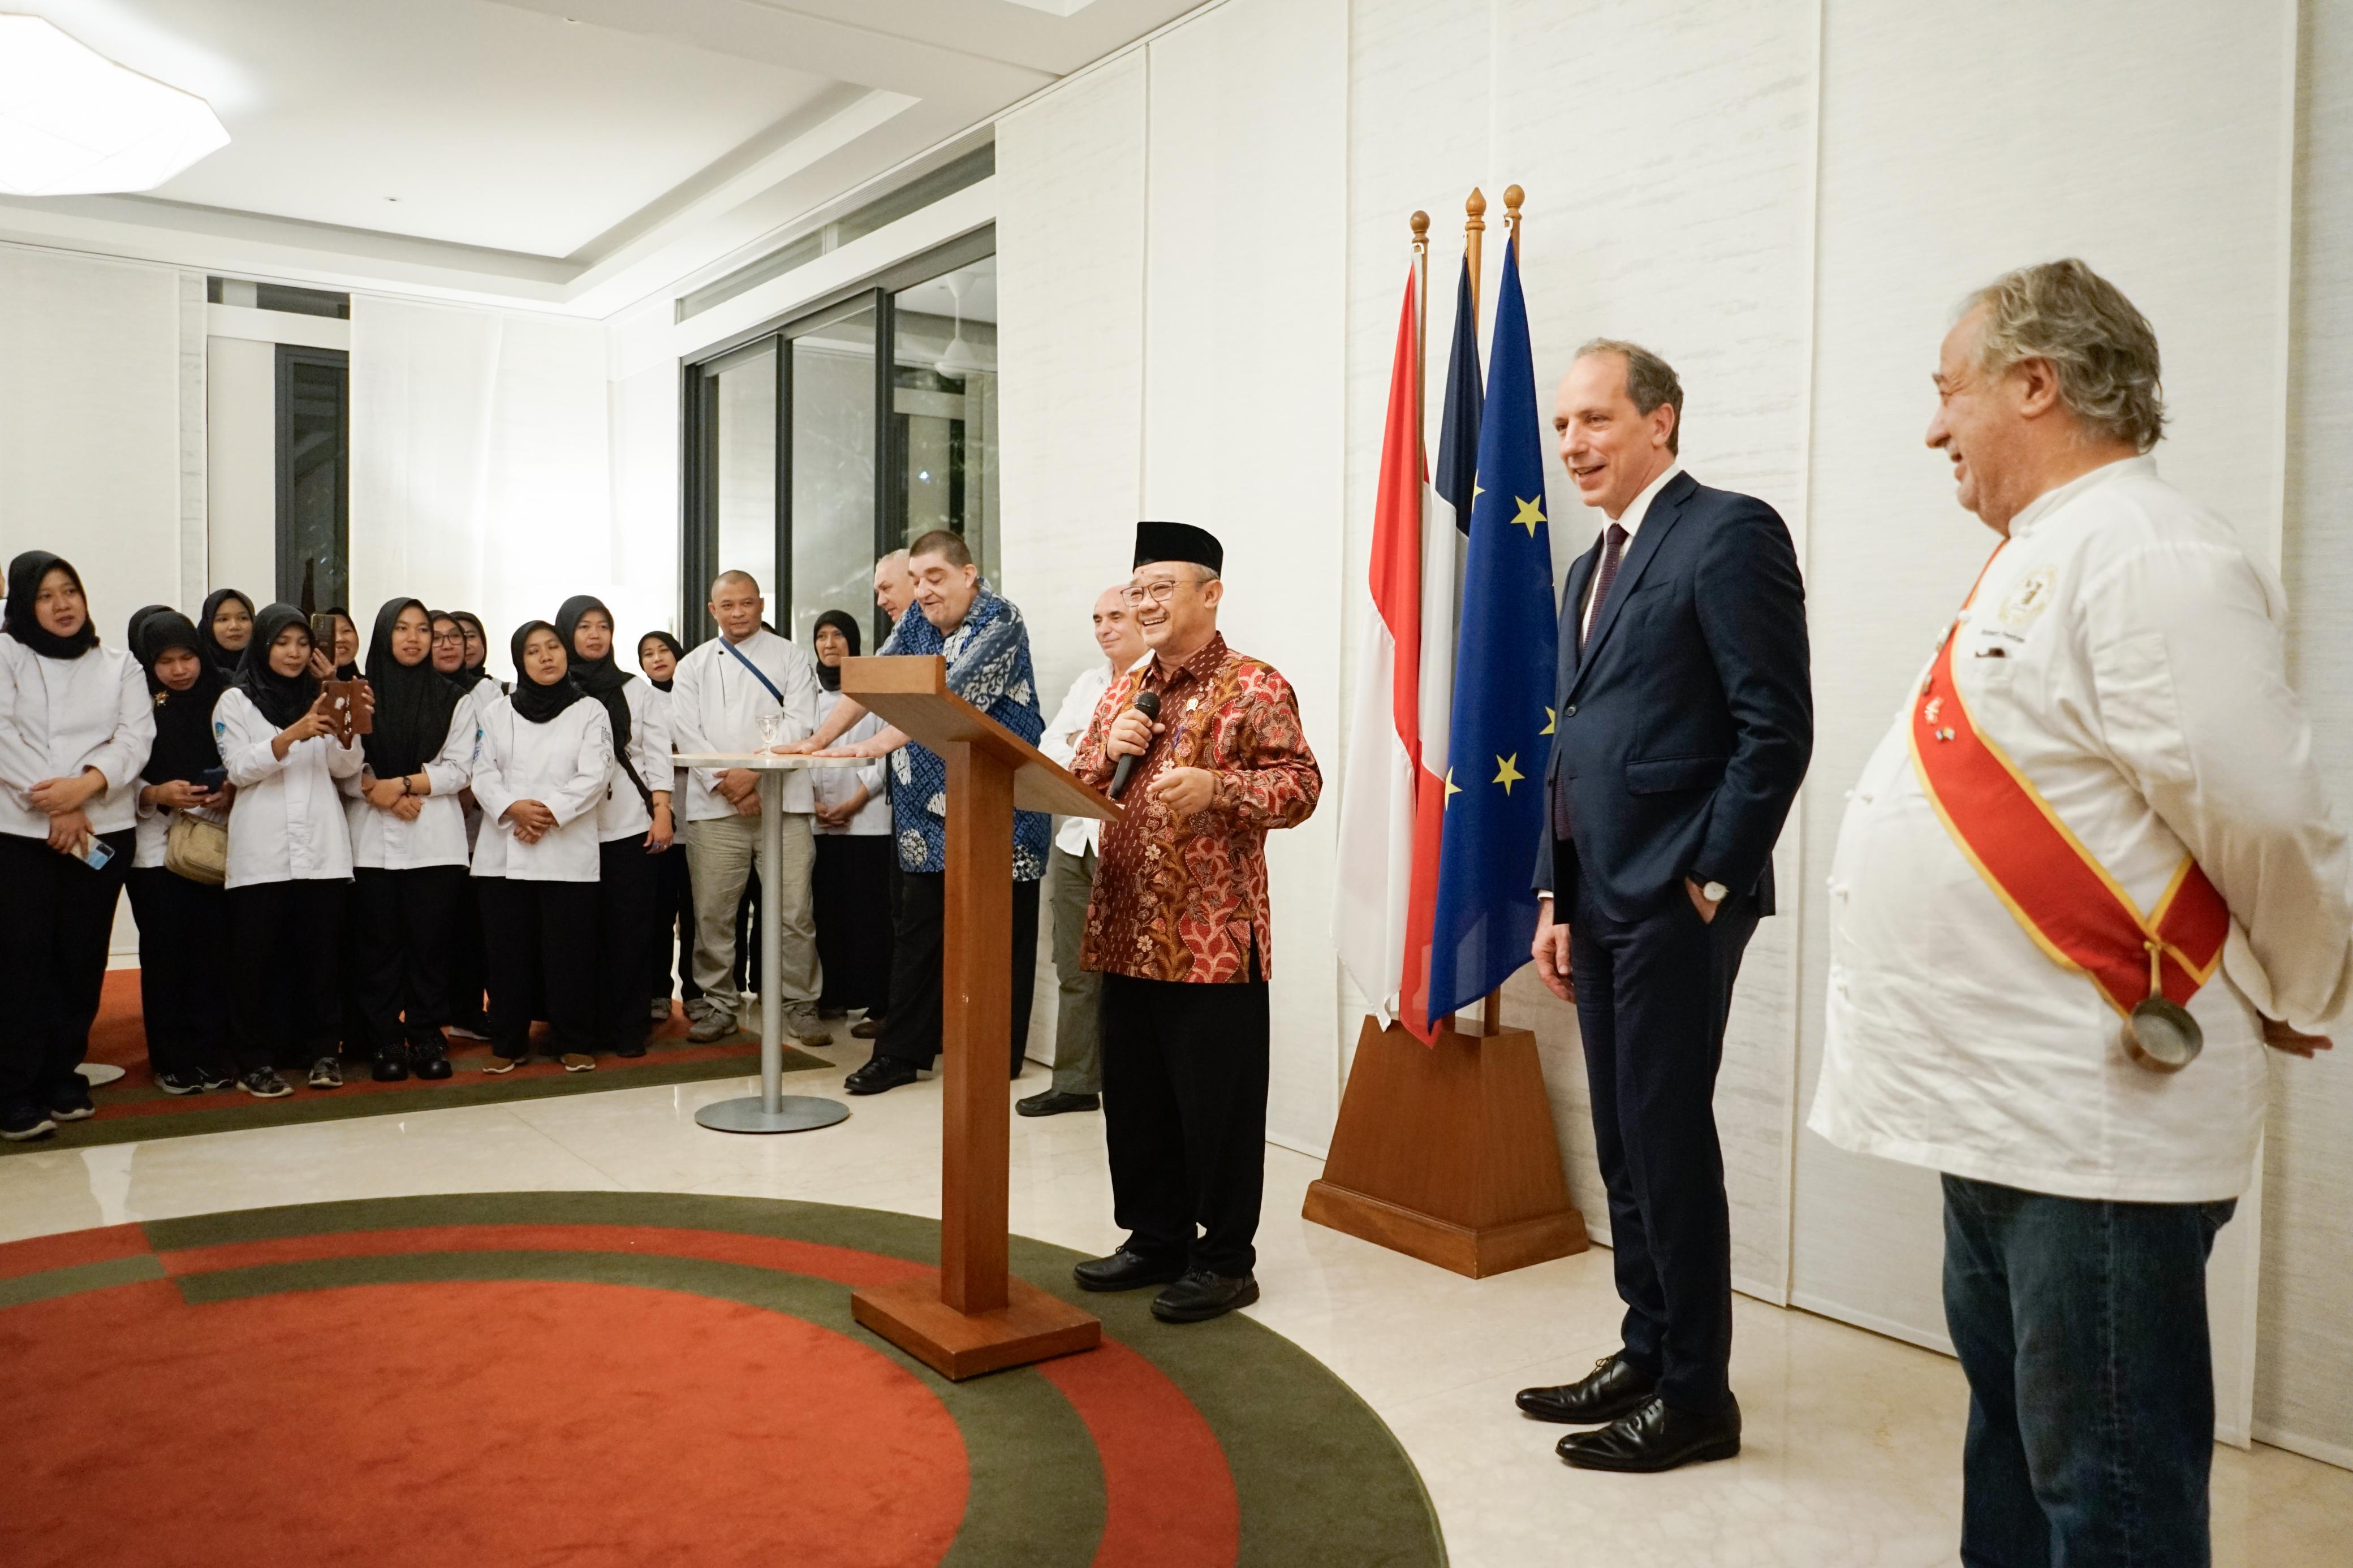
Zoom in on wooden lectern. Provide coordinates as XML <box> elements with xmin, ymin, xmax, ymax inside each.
<box><xmin>837</xmin><ymin>654</ymin><xmax>1121</xmax><ymax>1379</ymax></box>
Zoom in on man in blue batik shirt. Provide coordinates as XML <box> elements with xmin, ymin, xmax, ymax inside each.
<box><xmin>787</xmin><ymin>528</ymin><xmax>1049</xmax><ymax>1095</ymax></box>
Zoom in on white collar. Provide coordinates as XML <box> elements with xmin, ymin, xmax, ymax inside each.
<box><xmin>2006</xmin><ymin>455</ymin><xmax>2155</xmax><ymax>541</ymax></box>
<box><xmin>1610</xmin><ymin>460</ymin><xmax>1685</xmax><ymax>540</ymax></box>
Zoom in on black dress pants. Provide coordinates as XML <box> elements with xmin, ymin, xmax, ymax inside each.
<box><xmin>226</xmin><ymin>878</ymin><xmax>348</xmax><ymax>1074</ymax></box>
<box><xmin>1099</xmin><ymin>963</ymin><xmax>1270</xmax><ymax>1278</ymax></box>
<box><xmin>0</xmin><ymin>829</ymin><xmax>131</xmax><ymax>1109</ymax></box>
<box><xmin>813</xmin><ymin>834</ymin><xmax>893</xmax><ymax>1014</ymax></box>
<box><xmin>876</xmin><ymin>871</ymin><xmax>1039</xmax><ymax>1074</ymax></box>
<box><xmin>447</xmin><ymin>863</ymin><xmax>491</xmax><ymax>1031</ymax></box>
<box><xmin>127</xmin><ymin>867</ymin><xmax>230</xmax><ymax>1081</ymax></box>
<box><xmin>1567</xmin><ymin>872</ymin><xmax>1761</xmax><ymax>1416</ymax></box>
<box><xmin>648</xmin><ymin>841</ymin><xmax>699</xmax><ymax>1007</ymax></box>
<box><xmin>479</xmin><ymin>877</ymin><xmax>597</xmax><ymax>1057</ymax></box>
<box><xmin>594</xmin><ymin>837</ymin><xmax>656</xmax><ymax>1051</ymax></box>
<box><xmin>351</xmin><ymin>866</ymin><xmax>466</xmax><ymax>1051</ymax></box>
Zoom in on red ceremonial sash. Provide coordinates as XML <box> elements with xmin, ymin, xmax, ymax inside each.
<box><xmin>1908</xmin><ymin>555</ymin><xmax>2229</xmax><ymax>1018</ymax></box>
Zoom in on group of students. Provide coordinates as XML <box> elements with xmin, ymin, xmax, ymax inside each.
<box><xmin>0</xmin><ymin>549</ymin><xmax>891</xmax><ymax>1142</ymax></box>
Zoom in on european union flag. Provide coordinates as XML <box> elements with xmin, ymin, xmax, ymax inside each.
<box><xmin>1428</xmin><ymin>236</ymin><xmax>1558</xmax><ymax>1017</ymax></box>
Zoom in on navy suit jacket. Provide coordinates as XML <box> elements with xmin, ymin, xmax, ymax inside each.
<box><xmin>1533</xmin><ymin>470</ymin><xmax>1812</xmax><ymax>921</ymax></box>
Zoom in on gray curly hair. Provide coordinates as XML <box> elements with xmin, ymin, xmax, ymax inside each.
<box><xmin>1962</xmin><ymin>259</ymin><xmax>2165</xmax><ymax>452</ymax></box>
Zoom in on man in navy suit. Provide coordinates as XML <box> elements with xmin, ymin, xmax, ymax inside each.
<box><xmin>1512</xmin><ymin>340</ymin><xmax>1812</xmax><ymax>1473</ymax></box>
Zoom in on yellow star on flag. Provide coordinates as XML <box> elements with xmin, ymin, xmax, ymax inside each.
<box><xmin>1443</xmin><ymin>767</ymin><xmax>1461</xmax><ymax>805</ymax></box>
<box><xmin>1493</xmin><ymin>754</ymin><xmax>1524</xmax><ymax>794</ymax></box>
<box><xmin>1511</xmin><ymin>496</ymin><xmax>1545</xmax><ymax>537</ymax></box>
<box><xmin>1540</xmin><ymin>707</ymin><xmax>1556</xmax><ymax>736</ymax></box>
<box><xmin>1472</xmin><ymin>481</ymin><xmax>1484</xmax><ymax>502</ymax></box>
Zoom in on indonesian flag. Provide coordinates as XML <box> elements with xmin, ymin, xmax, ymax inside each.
<box><xmin>1336</xmin><ymin>267</ymin><xmax>1428</xmax><ymax>1022</ymax></box>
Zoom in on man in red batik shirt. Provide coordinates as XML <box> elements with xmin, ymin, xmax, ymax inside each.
<box><xmin>1067</xmin><ymin>521</ymin><xmax>1321</xmax><ymax>1324</ymax></box>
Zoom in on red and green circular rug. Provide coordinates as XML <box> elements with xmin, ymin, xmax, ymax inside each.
<box><xmin>0</xmin><ymin>1192</ymin><xmax>1443</xmax><ymax>1567</ymax></box>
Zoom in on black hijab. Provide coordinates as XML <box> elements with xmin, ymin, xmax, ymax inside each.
<box><xmin>557</xmin><ymin>595</ymin><xmax>648</xmax><ymax>805</ymax></box>
<box><xmin>450</xmin><ymin>610</ymin><xmax>494</xmax><ymax>692</ymax></box>
<box><xmin>234</xmin><ymin>603</ymin><xmax>320</xmax><ymax>728</ymax></box>
<box><xmin>131</xmin><ymin>609</ymin><xmax>227</xmax><ymax>785</ymax></box>
<box><xmin>508</xmin><ymin>621</ymin><xmax>586</xmax><ymax>725</ymax></box>
<box><xmin>638</xmin><ymin>629</ymin><xmax>684</xmax><ymax>693</ymax></box>
<box><xmin>811</xmin><ymin>609</ymin><xmax>861</xmax><ymax>692</ymax></box>
<box><xmin>198</xmin><ymin>588</ymin><xmax>255</xmax><ymax>676</ymax></box>
<box><xmin>321</xmin><ymin>606</ymin><xmax>361</xmax><ymax>681</ymax></box>
<box><xmin>362</xmin><ymin>598</ymin><xmax>463</xmax><ymax>779</ymax></box>
<box><xmin>3</xmin><ymin>551</ymin><xmax>100</xmax><ymax>660</ymax></box>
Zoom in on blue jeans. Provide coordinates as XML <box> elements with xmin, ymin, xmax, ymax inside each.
<box><xmin>1941</xmin><ymin>1174</ymin><xmax>2236</xmax><ymax>1568</ymax></box>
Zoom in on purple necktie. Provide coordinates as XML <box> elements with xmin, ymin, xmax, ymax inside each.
<box><xmin>1581</xmin><ymin>523</ymin><xmax>1630</xmax><ymax>651</ymax></box>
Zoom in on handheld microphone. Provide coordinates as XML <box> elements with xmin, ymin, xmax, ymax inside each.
<box><xmin>1107</xmin><ymin>690</ymin><xmax>1162</xmax><ymax>800</ymax></box>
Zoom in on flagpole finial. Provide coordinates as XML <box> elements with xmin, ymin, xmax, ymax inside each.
<box><xmin>1466</xmin><ymin>188</ymin><xmax>1486</xmax><ymax>229</ymax></box>
<box><xmin>1410</xmin><ymin>210</ymin><xmax>1429</xmax><ymax>252</ymax></box>
<box><xmin>1466</xmin><ymin>189</ymin><xmax>1487</xmax><ymax>325</ymax></box>
<box><xmin>1504</xmin><ymin>184</ymin><xmax>1524</xmax><ymax>234</ymax></box>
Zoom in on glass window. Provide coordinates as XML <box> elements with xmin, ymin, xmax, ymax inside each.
<box><xmin>890</xmin><ymin>255</ymin><xmax>999</xmax><ymax>582</ymax></box>
<box><xmin>790</xmin><ymin>300</ymin><xmax>880</xmax><ymax>646</ymax></box>
<box><xmin>710</xmin><ymin>340</ymin><xmax>779</xmax><ymax>607</ymax></box>
<box><xmin>275</xmin><ymin>345</ymin><xmax>348</xmax><ymax>613</ymax></box>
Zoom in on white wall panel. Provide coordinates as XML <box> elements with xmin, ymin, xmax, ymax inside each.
<box><xmin>1794</xmin><ymin>0</ymin><xmax>2296</xmax><ymax>1413</ymax></box>
<box><xmin>1141</xmin><ymin>0</ymin><xmax>1350</xmax><ymax>1154</ymax></box>
<box><xmin>205</xmin><ymin>337</ymin><xmax>278</xmax><ymax>605</ymax></box>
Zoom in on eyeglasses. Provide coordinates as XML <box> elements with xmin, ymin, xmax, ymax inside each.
<box><xmin>1123</xmin><ymin>578</ymin><xmax>1184</xmax><ymax>607</ymax></box>
<box><xmin>430</xmin><ymin>632</ymin><xmax>464</xmax><ymax>646</ymax></box>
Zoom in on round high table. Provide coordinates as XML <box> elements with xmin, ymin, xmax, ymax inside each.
<box><xmin>673</xmin><ymin>750</ymin><xmax>864</xmax><ymax>1135</ymax></box>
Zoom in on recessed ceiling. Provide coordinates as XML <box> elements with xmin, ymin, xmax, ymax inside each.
<box><xmin>0</xmin><ymin>0</ymin><xmax>1203</xmax><ymax>314</ymax></box>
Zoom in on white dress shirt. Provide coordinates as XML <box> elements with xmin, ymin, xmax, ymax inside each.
<box><xmin>342</xmin><ymin>701</ymin><xmax>479</xmax><ymax>871</ymax></box>
<box><xmin>468</xmin><ymin>695</ymin><xmax>613</xmax><ymax>883</ymax></box>
<box><xmin>0</xmin><ymin>635</ymin><xmax>152</xmax><ymax>839</ymax></box>
<box><xmin>646</xmin><ymin>683</ymin><xmax>687</xmax><ymax>802</ymax></box>
<box><xmin>1041</xmin><ymin>663</ymin><xmax>1113</xmax><ymax>856</ymax></box>
<box><xmin>588</xmin><ymin>675</ymin><xmax>671</xmax><ymax>844</ymax></box>
<box><xmin>1578</xmin><ymin>460</ymin><xmax>1684</xmax><ymax>641</ymax></box>
<box><xmin>214</xmin><ymin>686</ymin><xmax>364</xmax><ymax>888</ymax></box>
<box><xmin>1808</xmin><ymin>457</ymin><xmax>2353</xmax><ymax>1203</ymax></box>
<box><xmin>667</xmin><ymin>628</ymin><xmax>821</xmax><ymax>819</ymax></box>
<box><xmin>811</xmin><ymin>710</ymin><xmax>890</xmax><ymax>836</ymax></box>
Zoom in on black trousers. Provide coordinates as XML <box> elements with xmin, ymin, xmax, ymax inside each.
<box><xmin>1100</xmin><ymin>964</ymin><xmax>1270</xmax><ymax>1277</ymax></box>
<box><xmin>226</xmin><ymin>878</ymin><xmax>348</xmax><ymax>1074</ymax></box>
<box><xmin>594</xmin><ymin>837</ymin><xmax>657</xmax><ymax>1051</ymax></box>
<box><xmin>877</xmin><ymin>871</ymin><xmax>1039</xmax><ymax>1074</ymax></box>
<box><xmin>648</xmin><ymin>841</ymin><xmax>699</xmax><ymax>1007</ymax></box>
<box><xmin>1568</xmin><ymin>872</ymin><xmax>1761</xmax><ymax>1415</ymax></box>
<box><xmin>127</xmin><ymin>866</ymin><xmax>230</xmax><ymax>1081</ymax></box>
<box><xmin>447</xmin><ymin>860</ymin><xmax>490</xmax><ymax>1030</ymax></box>
<box><xmin>0</xmin><ymin>829</ymin><xmax>131</xmax><ymax>1108</ymax></box>
<box><xmin>479</xmin><ymin>877</ymin><xmax>597</xmax><ymax>1057</ymax></box>
<box><xmin>351</xmin><ymin>865</ymin><xmax>466</xmax><ymax>1051</ymax></box>
<box><xmin>813</xmin><ymin>834</ymin><xmax>893</xmax><ymax>1014</ymax></box>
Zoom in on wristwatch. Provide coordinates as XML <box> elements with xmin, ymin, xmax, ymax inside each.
<box><xmin>1697</xmin><ymin>878</ymin><xmax>1729</xmax><ymax>904</ymax></box>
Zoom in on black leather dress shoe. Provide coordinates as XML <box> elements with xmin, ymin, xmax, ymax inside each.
<box><xmin>1016</xmin><ymin>1090</ymin><xmax>1101</xmax><ymax>1117</ymax></box>
<box><xmin>1516</xmin><ymin>1353</ymin><xmax>1659</xmax><ymax>1424</ymax></box>
<box><xmin>844</xmin><ymin>1056</ymin><xmax>922</xmax><ymax>1095</ymax></box>
<box><xmin>1150</xmin><ymin>1269</ymin><xmax>1260</xmax><ymax>1323</ymax></box>
<box><xmin>370</xmin><ymin>1047</ymin><xmax>411</xmax><ymax>1084</ymax></box>
<box><xmin>1557</xmin><ymin>1393</ymin><xmax>1741</xmax><ymax>1473</ymax></box>
<box><xmin>1072</xmin><ymin>1248</ymin><xmax>1187</xmax><ymax>1293</ymax></box>
<box><xmin>408</xmin><ymin>1040</ymin><xmax>453</xmax><ymax>1081</ymax></box>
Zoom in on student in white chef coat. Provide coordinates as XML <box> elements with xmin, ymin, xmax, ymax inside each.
<box><xmin>124</xmin><ymin>606</ymin><xmax>235</xmax><ymax>1097</ymax></box>
<box><xmin>215</xmin><ymin>603</ymin><xmax>367</xmax><ymax>1099</ymax></box>
<box><xmin>807</xmin><ymin>611</ymin><xmax>892</xmax><ymax>1021</ymax></box>
<box><xmin>345</xmin><ymin>598</ymin><xmax>476</xmax><ymax>1085</ymax></box>
<box><xmin>0</xmin><ymin>552</ymin><xmax>153</xmax><ymax>1141</ymax></box>
<box><xmin>471</xmin><ymin>621</ymin><xmax>613</xmax><ymax>1073</ymax></box>
<box><xmin>1809</xmin><ymin>260</ymin><xmax>2353</xmax><ymax>1567</ymax></box>
<box><xmin>637</xmin><ymin>629</ymin><xmax>699</xmax><ymax>1024</ymax></box>
<box><xmin>558</xmin><ymin>595</ymin><xmax>671</xmax><ymax>1059</ymax></box>
<box><xmin>433</xmin><ymin>610</ymin><xmax>497</xmax><ymax>1039</ymax></box>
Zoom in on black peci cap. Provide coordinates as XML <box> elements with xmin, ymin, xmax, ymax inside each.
<box><xmin>1132</xmin><ymin>520</ymin><xmax>1223</xmax><ymax>573</ymax></box>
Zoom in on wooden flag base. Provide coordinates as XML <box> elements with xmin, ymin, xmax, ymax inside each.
<box><xmin>1303</xmin><ymin>1013</ymin><xmax>1587</xmax><ymax>1278</ymax></box>
<box><xmin>852</xmin><ymin>1275</ymin><xmax>1102</xmax><ymax>1381</ymax></box>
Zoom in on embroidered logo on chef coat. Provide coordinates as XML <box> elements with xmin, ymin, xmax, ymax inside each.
<box><xmin>1998</xmin><ymin>566</ymin><xmax>2057</xmax><ymax>629</ymax></box>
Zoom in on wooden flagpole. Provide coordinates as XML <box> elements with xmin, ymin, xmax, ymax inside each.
<box><xmin>1481</xmin><ymin>182</ymin><xmax>1529</xmax><ymax>1036</ymax></box>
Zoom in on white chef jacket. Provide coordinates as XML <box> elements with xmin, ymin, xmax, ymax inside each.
<box><xmin>811</xmin><ymin>710</ymin><xmax>889</xmax><ymax>836</ymax></box>
<box><xmin>469</xmin><ymin>694</ymin><xmax>613</xmax><ymax>883</ymax></box>
<box><xmin>646</xmin><ymin>683</ymin><xmax>687</xmax><ymax>801</ymax></box>
<box><xmin>1808</xmin><ymin>457</ymin><xmax>2353</xmax><ymax>1203</ymax></box>
<box><xmin>342</xmin><ymin>700</ymin><xmax>479</xmax><ymax>871</ymax></box>
<box><xmin>668</xmin><ymin>628</ymin><xmax>821</xmax><ymax>819</ymax></box>
<box><xmin>1040</xmin><ymin>663</ymin><xmax>1112</xmax><ymax>857</ymax></box>
<box><xmin>214</xmin><ymin>686</ymin><xmax>364</xmax><ymax>888</ymax></box>
<box><xmin>0</xmin><ymin>634</ymin><xmax>152</xmax><ymax>839</ymax></box>
<box><xmin>587</xmin><ymin>675</ymin><xmax>670</xmax><ymax>844</ymax></box>
<box><xmin>133</xmin><ymin>792</ymin><xmax>228</xmax><ymax>869</ymax></box>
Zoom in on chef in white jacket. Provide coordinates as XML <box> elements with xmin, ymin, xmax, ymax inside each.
<box><xmin>807</xmin><ymin>610</ymin><xmax>893</xmax><ymax>1025</ymax></box>
<box><xmin>214</xmin><ymin>603</ymin><xmax>366</xmax><ymax>1099</ymax></box>
<box><xmin>344</xmin><ymin>598</ymin><xmax>477</xmax><ymax>1085</ymax></box>
<box><xmin>470</xmin><ymin>619</ymin><xmax>614</xmax><ymax>1073</ymax></box>
<box><xmin>430</xmin><ymin>609</ymin><xmax>498</xmax><ymax>1039</ymax></box>
<box><xmin>667</xmin><ymin>570</ymin><xmax>824</xmax><ymax>1046</ymax></box>
<box><xmin>0</xmin><ymin>551</ymin><xmax>153</xmax><ymax>1140</ymax></box>
<box><xmin>636</xmin><ymin>629</ymin><xmax>697</xmax><ymax>1024</ymax></box>
<box><xmin>1808</xmin><ymin>261</ymin><xmax>2353</xmax><ymax>1567</ymax></box>
<box><xmin>558</xmin><ymin>595</ymin><xmax>672</xmax><ymax>1060</ymax></box>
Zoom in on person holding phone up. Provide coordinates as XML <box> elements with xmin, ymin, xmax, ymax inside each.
<box><xmin>0</xmin><ymin>552</ymin><xmax>154</xmax><ymax>1142</ymax></box>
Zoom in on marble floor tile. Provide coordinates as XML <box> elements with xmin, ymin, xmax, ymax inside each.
<box><xmin>3</xmin><ymin>1074</ymin><xmax>2347</xmax><ymax>1566</ymax></box>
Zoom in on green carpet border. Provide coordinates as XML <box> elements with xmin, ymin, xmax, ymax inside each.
<box><xmin>124</xmin><ymin>1191</ymin><xmax>1447</xmax><ymax>1568</ymax></box>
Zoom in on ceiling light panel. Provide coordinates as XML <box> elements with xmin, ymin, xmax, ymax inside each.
<box><xmin>0</xmin><ymin>14</ymin><xmax>230</xmax><ymax>196</ymax></box>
